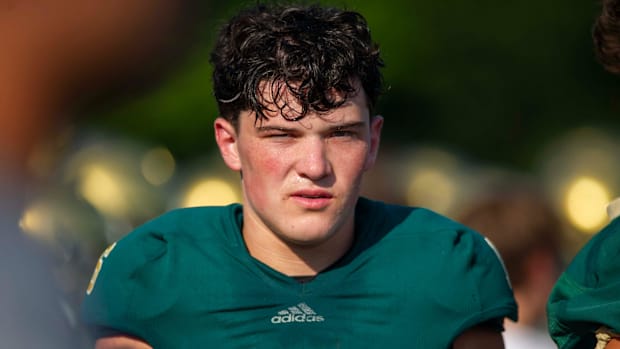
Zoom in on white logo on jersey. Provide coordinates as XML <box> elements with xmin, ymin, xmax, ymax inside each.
<box><xmin>270</xmin><ymin>302</ymin><xmax>325</xmax><ymax>324</ymax></box>
<box><xmin>484</xmin><ymin>237</ymin><xmax>512</xmax><ymax>290</ymax></box>
<box><xmin>86</xmin><ymin>242</ymin><xmax>117</xmax><ymax>295</ymax></box>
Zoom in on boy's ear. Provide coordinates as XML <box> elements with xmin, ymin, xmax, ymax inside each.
<box><xmin>214</xmin><ymin>117</ymin><xmax>241</xmax><ymax>171</ymax></box>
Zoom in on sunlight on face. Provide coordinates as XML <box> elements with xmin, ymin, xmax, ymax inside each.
<box><xmin>226</xmin><ymin>80</ymin><xmax>383</xmax><ymax>251</ymax></box>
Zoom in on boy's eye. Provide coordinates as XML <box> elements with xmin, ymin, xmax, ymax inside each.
<box><xmin>332</xmin><ymin>130</ymin><xmax>354</xmax><ymax>137</ymax></box>
<box><xmin>264</xmin><ymin>132</ymin><xmax>294</xmax><ymax>139</ymax></box>
<box><xmin>267</xmin><ymin>133</ymin><xmax>290</xmax><ymax>138</ymax></box>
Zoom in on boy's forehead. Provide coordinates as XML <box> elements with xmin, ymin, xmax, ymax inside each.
<box><xmin>251</xmin><ymin>108</ymin><xmax>360</xmax><ymax>129</ymax></box>
<box><xmin>249</xmin><ymin>97</ymin><xmax>369</xmax><ymax>130</ymax></box>
<box><xmin>254</xmin><ymin>79</ymin><xmax>369</xmax><ymax>121</ymax></box>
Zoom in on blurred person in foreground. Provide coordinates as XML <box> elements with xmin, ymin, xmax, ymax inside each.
<box><xmin>0</xmin><ymin>1</ymin><xmax>206</xmax><ymax>347</ymax></box>
<box><xmin>546</xmin><ymin>0</ymin><xmax>620</xmax><ymax>347</ymax></box>
<box><xmin>458</xmin><ymin>186</ymin><xmax>564</xmax><ymax>349</ymax></box>
<box><xmin>81</xmin><ymin>3</ymin><xmax>517</xmax><ymax>348</ymax></box>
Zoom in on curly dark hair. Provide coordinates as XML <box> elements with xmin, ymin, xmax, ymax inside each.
<box><xmin>594</xmin><ymin>0</ymin><xmax>620</xmax><ymax>74</ymax></box>
<box><xmin>210</xmin><ymin>3</ymin><xmax>384</xmax><ymax>126</ymax></box>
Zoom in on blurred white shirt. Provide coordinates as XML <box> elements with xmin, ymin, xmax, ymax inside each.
<box><xmin>504</xmin><ymin>323</ymin><xmax>556</xmax><ymax>349</ymax></box>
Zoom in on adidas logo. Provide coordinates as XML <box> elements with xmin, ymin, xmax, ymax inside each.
<box><xmin>270</xmin><ymin>302</ymin><xmax>325</xmax><ymax>324</ymax></box>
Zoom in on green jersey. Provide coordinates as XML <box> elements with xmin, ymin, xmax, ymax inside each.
<box><xmin>548</xmin><ymin>216</ymin><xmax>620</xmax><ymax>349</ymax></box>
<box><xmin>82</xmin><ymin>197</ymin><xmax>517</xmax><ymax>348</ymax></box>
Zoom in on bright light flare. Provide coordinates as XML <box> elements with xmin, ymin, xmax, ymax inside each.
<box><xmin>141</xmin><ymin>147</ymin><xmax>175</xmax><ymax>186</ymax></box>
<box><xmin>398</xmin><ymin>147</ymin><xmax>466</xmax><ymax>215</ymax></box>
<box><xmin>181</xmin><ymin>178</ymin><xmax>240</xmax><ymax>207</ymax></box>
<box><xmin>407</xmin><ymin>168</ymin><xmax>456</xmax><ymax>214</ymax></box>
<box><xmin>19</xmin><ymin>200</ymin><xmax>55</xmax><ymax>243</ymax></box>
<box><xmin>564</xmin><ymin>176</ymin><xmax>611</xmax><ymax>234</ymax></box>
<box><xmin>78</xmin><ymin>164</ymin><xmax>128</xmax><ymax>217</ymax></box>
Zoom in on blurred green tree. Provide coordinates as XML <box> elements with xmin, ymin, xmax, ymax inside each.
<box><xmin>86</xmin><ymin>0</ymin><xmax>620</xmax><ymax>169</ymax></box>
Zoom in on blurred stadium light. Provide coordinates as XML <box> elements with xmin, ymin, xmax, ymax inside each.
<box><xmin>537</xmin><ymin>127</ymin><xmax>620</xmax><ymax>235</ymax></box>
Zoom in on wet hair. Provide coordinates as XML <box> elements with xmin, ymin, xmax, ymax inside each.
<box><xmin>210</xmin><ymin>3</ymin><xmax>384</xmax><ymax>126</ymax></box>
<box><xmin>593</xmin><ymin>0</ymin><xmax>620</xmax><ymax>74</ymax></box>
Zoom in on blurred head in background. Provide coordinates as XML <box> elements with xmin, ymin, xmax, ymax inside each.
<box><xmin>594</xmin><ymin>0</ymin><xmax>620</xmax><ymax>75</ymax></box>
<box><xmin>458</xmin><ymin>184</ymin><xmax>565</xmax><ymax>348</ymax></box>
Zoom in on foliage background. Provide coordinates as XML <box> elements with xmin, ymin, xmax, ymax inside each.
<box><xmin>84</xmin><ymin>0</ymin><xmax>620</xmax><ymax>172</ymax></box>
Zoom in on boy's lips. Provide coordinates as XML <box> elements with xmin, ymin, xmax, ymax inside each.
<box><xmin>291</xmin><ymin>189</ymin><xmax>333</xmax><ymax>198</ymax></box>
<box><xmin>290</xmin><ymin>190</ymin><xmax>333</xmax><ymax>209</ymax></box>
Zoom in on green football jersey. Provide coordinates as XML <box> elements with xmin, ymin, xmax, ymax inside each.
<box><xmin>82</xmin><ymin>197</ymin><xmax>517</xmax><ymax>348</ymax></box>
<box><xmin>547</xmin><ymin>216</ymin><xmax>620</xmax><ymax>349</ymax></box>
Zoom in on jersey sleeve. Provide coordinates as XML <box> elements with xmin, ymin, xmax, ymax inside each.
<box><xmin>547</xmin><ymin>217</ymin><xmax>620</xmax><ymax>349</ymax></box>
<box><xmin>80</xmin><ymin>223</ymin><xmax>180</xmax><ymax>343</ymax></box>
<box><xmin>434</xmin><ymin>227</ymin><xmax>518</xmax><ymax>339</ymax></box>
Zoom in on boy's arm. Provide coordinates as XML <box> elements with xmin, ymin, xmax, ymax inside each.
<box><xmin>452</xmin><ymin>325</ymin><xmax>505</xmax><ymax>349</ymax></box>
<box><xmin>95</xmin><ymin>336</ymin><xmax>152</xmax><ymax>349</ymax></box>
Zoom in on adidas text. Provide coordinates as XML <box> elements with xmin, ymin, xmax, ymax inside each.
<box><xmin>271</xmin><ymin>303</ymin><xmax>325</xmax><ymax>324</ymax></box>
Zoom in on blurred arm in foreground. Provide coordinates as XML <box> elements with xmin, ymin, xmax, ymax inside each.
<box><xmin>0</xmin><ymin>1</ymin><xmax>208</xmax><ymax>348</ymax></box>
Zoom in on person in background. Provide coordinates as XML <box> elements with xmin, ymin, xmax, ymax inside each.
<box><xmin>547</xmin><ymin>0</ymin><xmax>620</xmax><ymax>347</ymax></box>
<box><xmin>458</xmin><ymin>185</ymin><xmax>564</xmax><ymax>349</ymax></box>
<box><xmin>0</xmin><ymin>1</ymin><xmax>206</xmax><ymax>347</ymax></box>
<box><xmin>81</xmin><ymin>3</ymin><xmax>517</xmax><ymax>348</ymax></box>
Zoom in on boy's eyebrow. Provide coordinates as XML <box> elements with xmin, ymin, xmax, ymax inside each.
<box><xmin>255</xmin><ymin>125</ymin><xmax>295</xmax><ymax>132</ymax></box>
<box><xmin>255</xmin><ymin>121</ymin><xmax>366</xmax><ymax>132</ymax></box>
<box><xmin>330</xmin><ymin>121</ymin><xmax>366</xmax><ymax>130</ymax></box>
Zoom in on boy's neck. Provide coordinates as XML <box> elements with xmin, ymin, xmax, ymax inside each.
<box><xmin>241</xmin><ymin>213</ymin><xmax>355</xmax><ymax>277</ymax></box>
